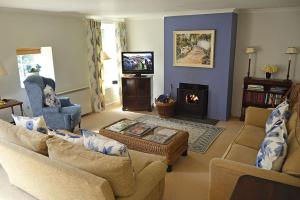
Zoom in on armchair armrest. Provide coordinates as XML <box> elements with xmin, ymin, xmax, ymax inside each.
<box><xmin>42</xmin><ymin>106</ymin><xmax>60</xmax><ymax>113</ymax></box>
<box><xmin>244</xmin><ymin>107</ymin><xmax>272</xmax><ymax>128</ymax></box>
<box><xmin>58</xmin><ymin>96</ymin><xmax>72</xmax><ymax>107</ymax></box>
<box><xmin>119</xmin><ymin>161</ymin><xmax>167</xmax><ymax>200</ymax></box>
<box><xmin>209</xmin><ymin>158</ymin><xmax>300</xmax><ymax>200</ymax></box>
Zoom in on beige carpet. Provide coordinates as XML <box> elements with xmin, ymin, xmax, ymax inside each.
<box><xmin>0</xmin><ymin>104</ymin><xmax>243</xmax><ymax>200</ymax></box>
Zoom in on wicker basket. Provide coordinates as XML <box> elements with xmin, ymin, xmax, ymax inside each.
<box><xmin>155</xmin><ymin>100</ymin><xmax>176</xmax><ymax>118</ymax></box>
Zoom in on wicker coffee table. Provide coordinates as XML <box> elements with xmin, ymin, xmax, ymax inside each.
<box><xmin>99</xmin><ymin>119</ymin><xmax>189</xmax><ymax>172</ymax></box>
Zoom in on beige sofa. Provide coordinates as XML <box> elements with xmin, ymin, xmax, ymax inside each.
<box><xmin>209</xmin><ymin>104</ymin><xmax>300</xmax><ymax>200</ymax></box>
<box><xmin>0</xmin><ymin>120</ymin><xmax>167</xmax><ymax>200</ymax></box>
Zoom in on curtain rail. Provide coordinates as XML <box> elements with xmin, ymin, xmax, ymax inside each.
<box><xmin>56</xmin><ymin>86</ymin><xmax>89</xmax><ymax>96</ymax></box>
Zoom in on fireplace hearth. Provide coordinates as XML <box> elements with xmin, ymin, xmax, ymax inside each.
<box><xmin>177</xmin><ymin>83</ymin><xmax>208</xmax><ymax>119</ymax></box>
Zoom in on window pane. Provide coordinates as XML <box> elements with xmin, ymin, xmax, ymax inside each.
<box><xmin>101</xmin><ymin>23</ymin><xmax>119</xmax><ymax>89</ymax></box>
<box><xmin>16</xmin><ymin>47</ymin><xmax>55</xmax><ymax>88</ymax></box>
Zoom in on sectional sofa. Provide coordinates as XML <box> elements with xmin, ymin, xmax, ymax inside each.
<box><xmin>209</xmin><ymin>101</ymin><xmax>300</xmax><ymax>199</ymax></box>
<box><xmin>0</xmin><ymin>120</ymin><xmax>167</xmax><ymax>200</ymax></box>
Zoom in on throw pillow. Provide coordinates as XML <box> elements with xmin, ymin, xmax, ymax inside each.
<box><xmin>12</xmin><ymin>115</ymin><xmax>48</xmax><ymax>134</ymax></box>
<box><xmin>256</xmin><ymin>122</ymin><xmax>288</xmax><ymax>171</ymax></box>
<box><xmin>266</xmin><ymin>119</ymin><xmax>288</xmax><ymax>142</ymax></box>
<box><xmin>43</xmin><ymin>84</ymin><xmax>61</xmax><ymax>107</ymax></box>
<box><xmin>81</xmin><ymin>129</ymin><xmax>128</xmax><ymax>157</ymax></box>
<box><xmin>46</xmin><ymin>137</ymin><xmax>136</xmax><ymax>197</ymax></box>
<box><xmin>266</xmin><ymin>100</ymin><xmax>289</xmax><ymax>133</ymax></box>
<box><xmin>0</xmin><ymin>119</ymin><xmax>50</xmax><ymax>155</ymax></box>
<box><xmin>48</xmin><ymin>130</ymin><xmax>83</xmax><ymax>144</ymax></box>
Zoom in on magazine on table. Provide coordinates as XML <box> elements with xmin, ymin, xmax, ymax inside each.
<box><xmin>105</xmin><ymin>119</ymin><xmax>137</xmax><ymax>133</ymax></box>
<box><xmin>125</xmin><ymin>123</ymin><xmax>157</xmax><ymax>137</ymax></box>
<box><xmin>143</xmin><ymin>128</ymin><xmax>177</xmax><ymax>144</ymax></box>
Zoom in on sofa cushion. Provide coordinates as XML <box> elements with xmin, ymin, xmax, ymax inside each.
<box><xmin>12</xmin><ymin>115</ymin><xmax>48</xmax><ymax>134</ymax></box>
<box><xmin>234</xmin><ymin>125</ymin><xmax>265</xmax><ymax>150</ymax></box>
<box><xmin>81</xmin><ymin>129</ymin><xmax>128</xmax><ymax>157</ymax></box>
<box><xmin>48</xmin><ymin>130</ymin><xmax>83</xmax><ymax>144</ymax></box>
<box><xmin>0</xmin><ymin>119</ymin><xmax>50</xmax><ymax>155</ymax></box>
<box><xmin>256</xmin><ymin>122</ymin><xmax>288</xmax><ymax>171</ymax></box>
<box><xmin>46</xmin><ymin>137</ymin><xmax>136</xmax><ymax>197</ymax></box>
<box><xmin>266</xmin><ymin>101</ymin><xmax>289</xmax><ymax>132</ymax></box>
<box><xmin>128</xmin><ymin>149</ymin><xmax>166</xmax><ymax>174</ymax></box>
<box><xmin>287</xmin><ymin>111</ymin><xmax>298</xmax><ymax>134</ymax></box>
<box><xmin>223</xmin><ymin>144</ymin><xmax>258</xmax><ymax>165</ymax></box>
<box><xmin>282</xmin><ymin>148</ymin><xmax>300</xmax><ymax>177</ymax></box>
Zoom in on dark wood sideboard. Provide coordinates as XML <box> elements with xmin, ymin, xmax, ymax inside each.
<box><xmin>122</xmin><ymin>76</ymin><xmax>152</xmax><ymax>111</ymax></box>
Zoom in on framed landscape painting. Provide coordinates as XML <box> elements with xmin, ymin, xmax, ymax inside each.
<box><xmin>173</xmin><ymin>30</ymin><xmax>215</xmax><ymax>68</ymax></box>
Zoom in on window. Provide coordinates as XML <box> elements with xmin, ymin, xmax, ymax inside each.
<box><xmin>16</xmin><ymin>47</ymin><xmax>55</xmax><ymax>88</ymax></box>
<box><xmin>101</xmin><ymin>23</ymin><xmax>119</xmax><ymax>89</ymax></box>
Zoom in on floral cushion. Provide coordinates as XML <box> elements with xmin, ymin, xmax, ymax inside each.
<box><xmin>256</xmin><ymin>122</ymin><xmax>288</xmax><ymax>171</ymax></box>
<box><xmin>265</xmin><ymin>100</ymin><xmax>289</xmax><ymax>133</ymax></box>
<box><xmin>48</xmin><ymin>130</ymin><xmax>83</xmax><ymax>144</ymax></box>
<box><xmin>43</xmin><ymin>85</ymin><xmax>61</xmax><ymax>107</ymax></box>
<box><xmin>12</xmin><ymin>115</ymin><xmax>48</xmax><ymax>134</ymax></box>
<box><xmin>81</xmin><ymin>129</ymin><xmax>128</xmax><ymax>156</ymax></box>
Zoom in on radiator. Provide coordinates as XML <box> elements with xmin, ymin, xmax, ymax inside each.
<box><xmin>57</xmin><ymin>86</ymin><xmax>92</xmax><ymax>115</ymax></box>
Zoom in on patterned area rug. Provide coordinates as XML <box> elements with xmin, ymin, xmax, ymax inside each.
<box><xmin>135</xmin><ymin>115</ymin><xmax>225</xmax><ymax>153</ymax></box>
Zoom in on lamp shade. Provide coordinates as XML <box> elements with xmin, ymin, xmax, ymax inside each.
<box><xmin>101</xmin><ymin>51</ymin><xmax>111</xmax><ymax>60</ymax></box>
<box><xmin>246</xmin><ymin>47</ymin><xmax>256</xmax><ymax>54</ymax></box>
<box><xmin>0</xmin><ymin>65</ymin><xmax>7</xmax><ymax>76</ymax></box>
<box><xmin>286</xmin><ymin>47</ymin><xmax>297</xmax><ymax>54</ymax></box>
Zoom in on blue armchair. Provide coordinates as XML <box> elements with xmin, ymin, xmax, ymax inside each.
<box><xmin>23</xmin><ymin>75</ymin><xmax>81</xmax><ymax>132</ymax></box>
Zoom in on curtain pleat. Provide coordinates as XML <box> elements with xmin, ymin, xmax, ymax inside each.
<box><xmin>86</xmin><ymin>19</ymin><xmax>105</xmax><ymax>112</ymax></box>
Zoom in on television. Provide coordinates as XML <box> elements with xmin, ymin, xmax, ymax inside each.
<box><xmin>122</xmin><ymin>52</ymin><xmax>154</xmax><ymax>76</ymax></box>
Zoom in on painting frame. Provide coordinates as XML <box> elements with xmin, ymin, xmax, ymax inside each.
<box><xmin>173</xmin><ymin>30</ymin><xmax>215</xmax><ymax>68</ymax></box>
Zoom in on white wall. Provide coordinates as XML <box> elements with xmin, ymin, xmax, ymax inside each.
<box><xmin>0</xmin><ymin>9</ymin><xmax>91</xmax><ymax>121</ymax></box>
<box><xmin>126</xmin><ymin>18</ymin><xmax>164</xmax><ymax>102</ymax></box>
<box><xmin>231</xmin><ymin>9</ymin><xmax>300</xmax><ymax>117</ymax></box>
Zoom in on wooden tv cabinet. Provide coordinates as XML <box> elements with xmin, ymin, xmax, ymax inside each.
<box><xmin>122</xmin><ymin>76</ymin><xmax>152</xmax><ymax>111</ymax></box>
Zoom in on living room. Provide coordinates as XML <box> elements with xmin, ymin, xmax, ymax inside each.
<box><xmin>0</xmin><ymin>0</ymin><xmax>300</xmax><ymax>200</ymax></box>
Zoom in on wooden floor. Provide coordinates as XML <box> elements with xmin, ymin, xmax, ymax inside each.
<box><xmin>0</xmin><ymin>104</ymin><xmax>243</xmax><ymax>200</ymax></box>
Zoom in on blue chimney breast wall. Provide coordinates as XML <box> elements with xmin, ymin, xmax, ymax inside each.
<box><xmin>164</xmin><ymin>13</ymin><xmax>237</xmax><ymax>120</ymax></box>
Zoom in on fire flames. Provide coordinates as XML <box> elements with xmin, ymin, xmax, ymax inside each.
<box><xmin>186</xmin><ymin>94</ymin><xmax>199</xmax><ymax>104</ymax></box>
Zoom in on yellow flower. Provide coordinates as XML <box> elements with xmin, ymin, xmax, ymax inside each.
<box><xmin>262</xmin><ymin>65</ymin><xmax>278</xmax><ymax>74</ymax></box>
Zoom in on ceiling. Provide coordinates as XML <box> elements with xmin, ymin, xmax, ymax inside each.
<box><xmin>0</xmin><ymin>0</ymin><xmax>300</xmax><ymax>17</ymax></box>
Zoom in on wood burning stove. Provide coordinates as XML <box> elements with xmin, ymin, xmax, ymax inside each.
<box><xmin>177</xmin><ymin>83</ymin><xmax>208</xmax><ymax>119</ymax></box>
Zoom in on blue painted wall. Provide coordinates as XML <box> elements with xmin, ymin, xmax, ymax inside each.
<box><xmin>164</xmin><ymin>13</ymin><xmax>237</xmax><ymax>120</ymax></box>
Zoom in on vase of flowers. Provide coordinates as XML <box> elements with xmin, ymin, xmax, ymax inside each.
<box><xmin>262</xmin><ymin>65</ymin><xmax>278</xmax><ymax>79</ymax></box>
<box><xmin>26</xmin><ymin>64</ymin><xmax>42</xmax><ymax>77</ymax></box>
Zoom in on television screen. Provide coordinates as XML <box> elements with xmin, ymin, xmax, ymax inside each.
<box><xmin>122</xmin><ymin>52</ymin><xmax>154</xmax><ymax>74</ymax></box>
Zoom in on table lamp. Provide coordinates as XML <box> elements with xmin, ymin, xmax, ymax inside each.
<box><xmin>0</xmin><ymin>65</ymin><xmax>8</xmax><ymax>105</ymax></box>
<box><xmin>286</xmin><ymin>47</ymin><xmax>298</xmax><ymax>80</ymax></box>
<box><xmin>245</xmin><ymin>47</ymin><xmax>256</xmax><ymax>78</ymax></box>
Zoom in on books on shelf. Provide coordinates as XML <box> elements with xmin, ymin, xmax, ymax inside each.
<box><xmin>124</xmin><ymin>123</ymin><xmax>157</xmax><ymax>137</ymax></box>
<box><xmin>247</xmin><ymin>84</ymin><xmax>264</xmax><ymax>91</ymax></box>
<box><xmin>143</xmin><ymin>128</ymin><xmax>177</xmax><ymax>144</ymax></box>
<box><xmin>244</xmin><ymin>91</ymin><xmax>284</xmax><ymax>106</ymax></box>
<box><xmin>105</xmin><ymin>119</ymin><xmax>137</xmax><ymax>132</ymax></box>
<box><xmin>269</xmin><ymin>87</ymin><xmax>288</xmax><ymax>93</ymax></box>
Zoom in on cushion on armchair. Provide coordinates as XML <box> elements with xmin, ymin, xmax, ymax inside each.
<box><xmin>43</xmin><ymin>84</ymin><xmax>61</xmax><ymax>107</ymax></box>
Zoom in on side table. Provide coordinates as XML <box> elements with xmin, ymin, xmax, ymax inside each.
<box><xmin>0</xmin><ymin>99</ymin><xmax>24</xmax><ymax>116</ymax></box>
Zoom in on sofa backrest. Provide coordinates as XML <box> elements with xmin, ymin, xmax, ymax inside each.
<box><xmin>0</xmin><ymin>139</ymin><xmax>115</xmax><ymax>200</ymax></box>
